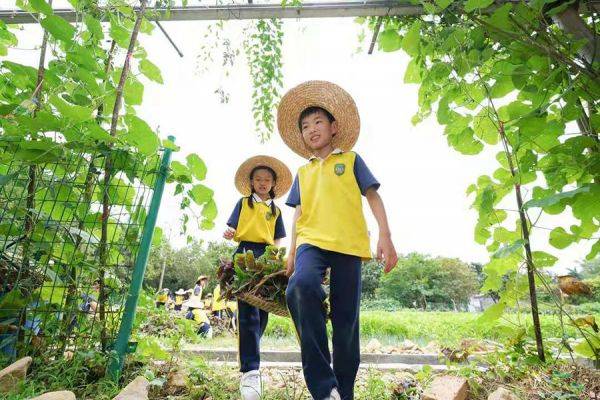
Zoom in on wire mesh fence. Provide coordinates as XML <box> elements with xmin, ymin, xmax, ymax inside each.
<box><xmin>0</xmin><ymin>138</ymin><xmax>163</xmax><ymax>367</ymax></box>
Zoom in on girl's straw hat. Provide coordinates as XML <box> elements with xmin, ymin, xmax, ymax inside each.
<box><xmin>234</xmin><ymin>155</ymin><xmax>292</xmax><ymax>199</ymax></box>
<box><xmin>277</xmin><ymin>80</ymin><xmax>360</xmax><ymax>159</ymax></box>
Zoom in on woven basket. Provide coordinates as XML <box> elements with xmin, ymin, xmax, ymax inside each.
<box><xmin>237</xmin><ymin>292</ymin><xmax>290</xmax><ymax>318</ymax></box>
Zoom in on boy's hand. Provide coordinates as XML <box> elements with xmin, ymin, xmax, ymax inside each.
<box><xmin>377</xmin><ymin>234</ymin><xmax>398</xmax><ymax>273</ymax></box>
<box><xmin>286</xmin><ymin>254</ymin><xmax>295</xmax><ymax>277</ymax></box>
<box><xmin>223</xmin><ymin>228</ymin><xmax>235</xmax><ymax>240</ymax></box>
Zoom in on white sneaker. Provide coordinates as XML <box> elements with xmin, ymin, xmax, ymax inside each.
<box><xmin>240</xmin><ymin>370</ymin><xmax>262</xmax><ymax>400</ymax></box>
<box><xmin>323</xmin><ymin>388</ymin><xmax>341</xmax><ymax>400</ymax></box>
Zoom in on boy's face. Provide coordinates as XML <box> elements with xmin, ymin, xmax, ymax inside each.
<box><xmin>300</xmin><ymin>110</ymin><xmax>338</xmax><ymax>152</ymax></box>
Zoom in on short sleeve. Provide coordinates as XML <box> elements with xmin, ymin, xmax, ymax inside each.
<box><xmin>226</xmin><ymin>198</ymin><xmax>243</xmax><ymax>229</ymax></box>
<box><xmin>354</xmin><ymin>153</ymin><xmax>380</xmax><ymax>195</ymax></box>
<box><xmin>285</xmin><ymin>175</ymin><xmax>301</xmax><ymax>207</ymax></box>
<box><xmin>274</xmin><ymin>209</ymin><xmax>286</xmax><ymax>239</ymax></box>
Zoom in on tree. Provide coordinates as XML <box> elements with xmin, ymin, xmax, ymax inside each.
<box><xmin>378</xmin><ymin>253</ymin><xmax>478</xmax><ymax>310</ymax></box>
<box><xmin>145</xmin><ymin>239</ymin><xmax>235</xmax><ymax>293</ymax></box>
<box><xmin>361</xmin><ymin>259</ymin><xmax>383</xmax><ymax>299</ymax></box>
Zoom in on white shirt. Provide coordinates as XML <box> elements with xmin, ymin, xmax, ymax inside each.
<box><xmin>308</xmin><ymin>148</ymin><xmax>343</xmax><ymax>162</ymax></box>
<box><xmin>252</xmin><ymin>192</ymin><xmax>273</xmax><ymax>206</ymax></box>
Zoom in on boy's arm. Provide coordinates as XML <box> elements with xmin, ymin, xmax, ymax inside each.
<box><xmin>365</xmin><ymin>188</ymin><xmax>398</xmax><ymax>273</ymax></box>
<box><xmin>286</xmin><ymin>205</ymin><xmax>302</xmax><ymax>277</ymax></box>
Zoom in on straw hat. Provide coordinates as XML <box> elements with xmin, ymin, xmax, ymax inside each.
<box><xmin>184</xmin><ymin>298</ymin><xmax>204</xmax><ymax>309</ymax></box>
<box><xmin>196</xmin><ymin>275</ymin><xmax>208</xmax><ymax>283</ymax></box>
<box><xmin>277</xmin><ymin>80</ymin><xmax>360</xmax><ymax>159</ymax></box>
<box><xmin>234</xmin><ymin>155</ymin><xmax>293</xmax><ymax>199</ymax></box>
<box><xmin>175</xmin><ymin>289</ymin><xmax>186</xmax><ymax>295</ymax></box>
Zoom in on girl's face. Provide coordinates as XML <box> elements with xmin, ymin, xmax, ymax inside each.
<box><xmin>251</xmin><ymin>168</ymin><xmax>275</xmax><ymax>197</ymax></box>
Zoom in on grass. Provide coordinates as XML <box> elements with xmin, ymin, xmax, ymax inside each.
<box><xmin>196</xmin><ymin>309</ymin><xmax>595</xmax><ymax>349</ymax></box>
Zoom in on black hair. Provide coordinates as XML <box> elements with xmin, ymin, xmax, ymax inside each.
<box><xmin>298</xmin><ymin>106</ymin><xmax>336</xmax><ymax>132</ymax></box>
<box><xmin>247</xmin><ymin>166</ymin><xmax>278</xmax><ymax>216</ymax></box>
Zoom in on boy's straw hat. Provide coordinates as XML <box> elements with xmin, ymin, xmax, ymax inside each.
<box><xmin>234</xmin><ymin>155</ymin><xmax>292</xmax><ymax>199</ymax></box>
<box><xmin>277</xmin><ymin>80</ymin><xmax>360</xmax><ymax>159</ymax></box>
<box><xmin>197</xmin><ymin>275</ymin><xmax>208</xmax><ymax>283</ymax></box>
<box><xmin>184</xmin><ymin>298</ymin><xmax>204</xmax><ymax>309</ymax></box>
<box><xmin>175</xmin><ymin>289</ymin><xmax>186</xmax><ymax>295</ymax></box>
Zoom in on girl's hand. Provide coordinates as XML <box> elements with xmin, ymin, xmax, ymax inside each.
<box><xmin>223</xmin><ymin>228</ymin><xmax>235</xmax><ymax>240</ymax></box>
<box><xmin>285</xmin><ymin>254</ymin><xmax>295</xmax><ymax>277</ymax></box>
<box><xmin>377</xmin><ymin>233</ymin><xmax>398</xmax><ymax>274</ymax></box>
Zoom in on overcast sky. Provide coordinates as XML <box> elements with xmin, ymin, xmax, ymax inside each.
<box><xmin>3</xmin><ymin>1</ymin><xmax>592</xmax><ymax>272</ymax></box>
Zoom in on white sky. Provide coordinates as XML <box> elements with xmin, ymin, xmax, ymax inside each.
<box><xmin>2</xmin><ymin>2</ymin><xmax>593</xmax><ymax>272</ymax></box>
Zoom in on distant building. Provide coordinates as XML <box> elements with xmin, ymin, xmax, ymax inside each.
<box><xmin>468</xmin><ymin>294</ymin><xmax>496</xmax><ymax>312</ymax></box>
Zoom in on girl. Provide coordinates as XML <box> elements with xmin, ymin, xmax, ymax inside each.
<box><xmin>224</xmin><ymin>155</ymin><xmax>292</xmax><ymax>400</ymax></box>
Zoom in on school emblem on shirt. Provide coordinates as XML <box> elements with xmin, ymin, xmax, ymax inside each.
<box><xmin>334</xmin><ymin>163</ymin><xmax>346</xmax><ymax>176</ymax></box>
<box><xmin>265</xmin><ymin>211</ymin><xmax>273</xmax><ymax>221</ymax></box>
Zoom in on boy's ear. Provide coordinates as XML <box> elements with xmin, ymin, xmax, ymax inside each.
<box><xmin>331</xmin><ymin>120</ymin><xmax>339</xmax><ymax>137</ymax></box>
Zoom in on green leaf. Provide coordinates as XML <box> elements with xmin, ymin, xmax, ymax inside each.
<box><xmin>492</xmin><ymin>239</ymin><xmax>524</xmax><ymax>259</ymax></box>
<box><xmin>50</xmin><ymin>95</ymin><xmax>94</xmax><ymax>123</ymax></box>
<box><xmin>40</xmin><ymin>15</ymin><xmax>75</xmax><ymax>42</ymax></box>
<box><xmin>110</xmin><ymin>20</ymin><xmax>131</xmax><ymax>48</ymax></box>
<box><xmin>202</xmin><ymin>199</ymin><xmax>218</xmax><ymax>220</ymax></box>
<box><xmin>123</xmin><ymin>115</ymin><xmax>160</xmax><ymax>156</ymax></box>
<box><xmin>476</xmin><ymin>302</ymin><xmax>505</xmax><ymax>326</ymax></box>
<box><xmin>30</xmin><ymin>0</ymin><xmax>54</xmax><ymax>15</ymax></box>
<box><xmin>378</xmin><ymin>29</ymin><xmax>402</xmax><ymax>52</ymax></box>
<box><xmin>404</xmin><ymin>59</ymin><xmax>421</xmax><ymax>84</ymax></box>
<box><xmin>189</xmin><ymin>184</ymin><xmax>213</xmax><ymax>206</ymax></box>
<box><xmin>532</xmin><ymin>251</ymin><xmax>557</xmax><ymax>268</ymax></box>
<box><xmin>473</xmin><ymin>112</ymin><xmax>499</xmax><ymax>145</ymax></box>
<box><xmin>170</xmin><ymin>161</ymin><xmax>192</xmax><ymax>183</ymax></box>
<box><xmin>186</xmin><ymin>154</ymin><xmax>207</xmax><ymax>181</ymax></box>
<box><xmin>549</xmin><ymin>227</ymin><xmax>576</xmax><ymax>249</ymax></box>
<box><xmin>402</xmin><ymin>21</ymin><xmax>421</xmax><ymax>57</ymax></box>
<box><xmin>464</xmin><ymin>0</ymin><xmax>494</xmax><ymax>12</ymax></box>
<box><xmin>486</xmin><ymin>3</ymin><xmax>512</xmax><ymax>30</ymax></box>
<box><xmin>524</xmin><ymin>186</ymin><xmax>591</xmax><ymax>209</ymax></box>
<box><xmin>152</xmin><ymin>226</ymin><xmax>163</xmax><ymax>247</ymax></box>
<box><xmin>84</xmin><ymin>15</ymin><xmax>103</xmax><ymax>39</ymax></box>
<box><xmin>200</xmin><ymin>219</ymin><xmax>215</xmax><ymax>231</ymax></box>
<box><xmin>139</xmin><ymin>59</ymin><xmax>163</xmax><ymax>84</ymax></box>
<box><xmin>124</xmin><ymin>76</ymin><xmax>144</xmax><ymax>106</ymax></box>
<box><xmin>434</xmin><ymin>0</ymin><xmax>453</xmax><ymax>11</ymax></box>
<box><xmin>573</xmin><ymin>334</ymin><xmax>600</xmax><ymax>359</ymax></box>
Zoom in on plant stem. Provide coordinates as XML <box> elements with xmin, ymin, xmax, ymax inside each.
<box><xmin>99</xmin><ymin>0</ymin><xmax>148</xmax><ymax>350</ymax></box>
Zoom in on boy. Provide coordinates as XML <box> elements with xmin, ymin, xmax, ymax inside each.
<box><xmin>278</xmin><ymin>81</ymin><xmax>398</xmax><ymax>400</ymax></box>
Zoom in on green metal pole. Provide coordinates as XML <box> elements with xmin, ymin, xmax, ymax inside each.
<box><xmin>107</xmin><ymin>136</ymin><xmax>175</xmax><ymax>381</ymax></box>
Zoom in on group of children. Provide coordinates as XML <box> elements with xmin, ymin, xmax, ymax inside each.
<box><xmin>155</xmin><ymin>275</ymin><xmax>237</xmax><ymax>338</ymax></box>
<box><xmin>223</xmin><ymin>81</ymin><xmax>398</xmax><ymax>400</ymax></box>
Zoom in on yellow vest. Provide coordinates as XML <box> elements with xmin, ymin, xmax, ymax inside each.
<box><xmin>175</xmin><ymin>295</ymin><xmax>184</xmax><ymax>305</ymax></box>
<box><xmin>192</xmin><ymin>309</ymin><xmax>210</xmax><ymax>324</ymax></box>
<box><xmin>157</xmin><ymin>293</ymin><xmax>168</xmax><ymax>302</ymax></box>
<box><xmin>233</xmin><ymin>197</ymin><xmax>280</xmax><ymax>245</ymax></box>
<box><xmin>296</xmin><ymin>152</ymin><xmax>371</xmax><ymax>259</ymax></box>
<box><xmin>212</xmin><ymin>286</ymin><xmax>226</xmax><ymax>311</ymax></box>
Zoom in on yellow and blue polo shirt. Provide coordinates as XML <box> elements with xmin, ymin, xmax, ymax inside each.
<box><xmin>286</xmin><ymin>150</ymin><xmax>379</xmax><ymax>259</ymax></box>
<box><xmin>227</xmin><ymin>193</ymin><xmax>286</xmax><ymax>245</ymax></box>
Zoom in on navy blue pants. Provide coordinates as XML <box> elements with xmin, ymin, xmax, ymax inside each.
<box><xmin>286</xmin><ymin>244</ymin><xmax>362</xmax><ymax>400</ymax></box>
<box><xmin>235</xmin><ymin>241</ymin><xmax>269</xmax><ymax>372</ymax></box>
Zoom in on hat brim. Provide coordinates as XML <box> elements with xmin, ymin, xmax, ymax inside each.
<box><xmin>277</xmin><ymin>81</ymin><xmax>360</xmax><ymax>159</ymax></box>
<box><xmin>234</xmin><ymin>155</ymin><xmax>293</xmax><ymax>199</ymax></box>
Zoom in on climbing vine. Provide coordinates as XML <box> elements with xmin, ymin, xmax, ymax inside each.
<box><xmin>196</xmin><ymin>17</ymin><xmax>284</xmax><ymax>142</ymax></box>
<box><xmin>360</xmin><ymin>0</ymin><xmax>599</xmax><ymax>362</ymax></box>
<box><xmin>0</xmin><ymin>0</ymin><xmax>216</xmax><ymax>359</ymax></box>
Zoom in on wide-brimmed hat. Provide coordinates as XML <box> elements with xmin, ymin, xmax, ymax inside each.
<box><xmin>175</xmin><ymin>289</ymin><xmax>186</xmax><ymax>295</ymax></box>
<box><xmin>184</xmin><ymin>298</ymin><xmax>204</xmax><ymax>309</ymax></box>
<box><xmin>277</xmin><ymin>80</ymin><xmax>360</xmax><ymax>159</ymax></box>
<box><xmin>234</xmin><ymin>155</ymin><xmax>292</xmax><ymax>199</ymax></box>
<box><xmin>196</xmin><ymin>275</ymin><xmax>208</xmax><ymax>283</ymax></box>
